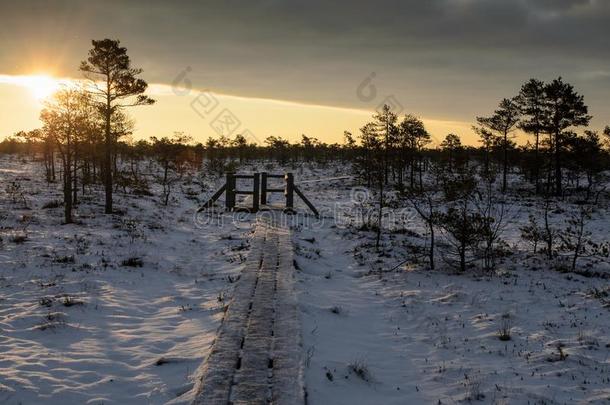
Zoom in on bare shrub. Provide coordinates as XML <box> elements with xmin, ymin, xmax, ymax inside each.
<box><xmin>347</xmin><ymin>358</ymin><xmax>371</xmax><ymax>382</ymax></box>
<box><xmin>10</xmin><ymin>233</ymin><xmax>28</xmax><ymax>244</ymax></box>
<box><xmin>498</xmin><ymin>313</ymin><xmax>512</xmax><ymax>341</ymax></box>
<box><xmin>118</xmin><ymin>218</ymin><xmax>146</xmax><ymax>243</ymax></box>
<box><xmin>42</xmin><ymin>200</ymin><xmax>62</xmax><ymax>209</ymax></box>
<box><xmin>54</xmin><ymin>255</ymin><xmax>75</xmax><ymax>264</ymax></box>
<box><xmin>329</xmin><ymin>305</ymin><xmax>344</xmax><ymax>315</ymax></box>
<box><xmin>37</xmin><ymin>312</ymin><xmax>66</xmax><ymax>330</ymax></box>
<box><xmin>5</xmin><ymin>181</ymin><xmax>28</xmax><ymax>207</ymax></box>
<box><xmin>121</xmin><ymin>257</ymin><xmax>143</xmax><ymax>267</ymax></box>
<box><xmin>464</xmin><ymin>371</ymin><xmax>485</xmax><ymax>401</ymax></box>
<box><xmin>62</xmin><ymin>296</ymin><xmax>84</xmax><ymax>307</ymax></box>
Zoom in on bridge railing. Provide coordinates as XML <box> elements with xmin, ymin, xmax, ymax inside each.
<box><xmin>200</xmin><ymin>172</ymin><xmax>318</xmax><ymax>216</ymax></box>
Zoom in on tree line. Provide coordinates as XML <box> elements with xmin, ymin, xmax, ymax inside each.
<box><xmin>347</xmin><ymin>78</ymin><xmax>609</xmax><ymax>273</ymax></box>
<box><xmin>2</xmin><ymin>38</ymin><xmax>609</xmax><ymax>245</ymax></box>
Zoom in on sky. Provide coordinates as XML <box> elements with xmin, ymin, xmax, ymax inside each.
<box><xmin>0</xmin><ymin>0</ymin><xmax>609</xmax><ymax>145</ymax></box>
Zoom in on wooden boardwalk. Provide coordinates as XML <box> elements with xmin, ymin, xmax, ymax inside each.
<box><xmin>192</xmin><ymin>215</ymin><xmax>304</xmax><ymax>405</ymax></box>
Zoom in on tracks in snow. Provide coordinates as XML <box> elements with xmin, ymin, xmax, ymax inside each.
<box><xmin>192</xmin><ymin>215</ymin><xmax>304</xmax><ymax>405</ymax></box>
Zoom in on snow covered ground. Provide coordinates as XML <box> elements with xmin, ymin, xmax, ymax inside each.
<box><xmin>1</xmin><ymin>156</ymin><xmax>609</xmax><ymax>404</ymax></box>
<box><xmin>291</xmin><ymin>167</ymin><xmax>610</xmax><ymax>404</ymax></box>
<box><xmin>0</xmin><ymin>155</ymin><xmax>253</xmax><ymax>404</ymax></box>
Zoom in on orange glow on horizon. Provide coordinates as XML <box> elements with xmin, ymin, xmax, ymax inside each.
<box><xmin>23</xmin><ymin>75</ymin><xmax>60</xmax><ymax>100</ymax></box>
<box><xmin>0</xmin><ymin>73</ymin><xmax>481</xmax><ymax>145</ymax></box>
<box><xmin>0</xmin><ymin>73</ymin><xmax>76</xmax><ymax>102</ymax></box>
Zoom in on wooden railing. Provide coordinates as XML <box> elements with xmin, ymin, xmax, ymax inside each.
<box><xmin>200</xmin><ymin>172</ymin><xmax>318</xmax><ymax>216</ymax></box>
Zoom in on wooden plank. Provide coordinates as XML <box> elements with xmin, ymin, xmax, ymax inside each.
<box><xmin>252</xmin><ymin>172</ymin><xmax>260</xmax><ymax>212</ymax></box>
<box><xmin>272</xmin><ymin>226</ymin><xmax>304</xmax><ymax>404</ymax></box>
<box><xmin>294</xmin><ymin>185</ymin><xmax>319</xmax><ymax>217</ymax></box>
<box><xmin>260</xmin><ymin>172</ymin><xmax>268</xmax><ymax>205</ymax></box>
<box><xmin>225</xmin><ymin>173</ymin><xmax>236</xmax><ymax>210</ymax></box>
<box><xmin>198</xmin><ymin>183</ymin><xmax>227</xmax><ymax>211</ymax></box>
<box><xmin>191</xmin><ymin>233</ymin><xmax>265</xmax><ymax>405</ymax></box>
<box><xmin>192</xmin><ymin>215</ymin><xmax>304</xmax><ymax>405</ymax></box>
<box><xmin>285</xmin><ymin>173</ymin><xmax>294</xmax><ymax>209</ymax></box>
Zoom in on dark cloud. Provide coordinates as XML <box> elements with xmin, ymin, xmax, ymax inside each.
<box><xmin>529</xmin><ymin>0</ymin><xmax>591</xmax><ymax>11</ymax></box>
<box><xmin>0</xmin><ymin>0</ymin><xmax>608</xmax><ymax>124</ymax></box>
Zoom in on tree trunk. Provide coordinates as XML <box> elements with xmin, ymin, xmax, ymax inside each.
<box><xmin>63</xmin><ymin>153</ymin><xmax>73</xmax><ymax>224</ymax></box>
<box><xmin>459</xmin><ymin>242</ymin><xmax>466</xmax><ymax>272</ymax></box>
<box><xmin>460</xmin><ymin>203</ymin><xmax>468</xmax><ymax>272</ymax></box>
<box><xmin>93</xmin><ymin>159</ymin><xmax>97</xmax><ymax>183</ymax></box>
<box><xmin>429</xmin><ymin>219</ymin><xmax>435</xmax><ymax>270</ymax></box>
<box><xmin>375</xmin><ymin>177</ymin><xmax>384</xmax><ymax>251</ymax></box>
<box><xmin>163</xmin><ymin>163</ymin><xmax>170</xmax><ymax>206</ymax></box>
<box><xmin>72</xmin><ymin>150</ymin><xmax>78</xmax><ymax>205</ymax></box>
<box><xmin>571</xmin><ymin>211</ymin><xmax>585</xmax><ymax>272</ymax></box>
<box><xmin>554</xmin><ymin>132</ymin><xmax>562</xmax><ymax>197</ymax></box>
<box><xmin>104</xmin><ymin>102</ymin><xmax>113</xmax><ymax>214</ymax></box>
<box><xmin>44</xmin><ymin>150</ymin><xmax>51</xmax><ymax>182</ymax></box>
<box><xmin>502</xmin><ymin>131</ymin><xmax>508</xmax><ymax>193</ymax></box>
<box><xmin>50</xmin><ymin>150</ymin><xmax>56</xmax><ymax>181</ymax></box>
<box><xmin>397</xmin><ymin>163</ymin><xmax>403</xmax><ymax>191</ymax></box>
<box><xmin>534</xmin><ymin>131</ymin><xmax>540</xmax><ymax>194</ymax></box>
<box><xmin>544</xmin><ymin>202</ymin><xmax>553</xmax><ymax>260</ymax></box>
<box><xmin>410</xmin><ymin>159</ymin><xmax>415</xmax><ymax>189</ymax></box>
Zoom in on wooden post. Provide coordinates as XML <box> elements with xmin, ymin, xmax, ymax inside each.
<box><xmin>260</xmin><ymin>172</ymin><xmax>267</xmax><ymax>206</ymax></box>
<box><xmin>252</xmin><ymin>172</ymin><xmax>260</xmax><ymax>212</ymax></box>
<box><xmin>225</xmin><ymin>172</ymin><xmax>236</xmax><ymax>210</ymax></box>
<box><xmin>285</xmin><ymin>172</ymin><xmax>294</xmax><ymax>210</ymax></box>
<box><xmin>294</xmin><ymin>185</ymin><xmax>319</xmax><ymax>217</ymax></box>
<box><xmin>199</xmin><ymin>183</ymin><xmax>227</xmax><ymax>211</ymax></box>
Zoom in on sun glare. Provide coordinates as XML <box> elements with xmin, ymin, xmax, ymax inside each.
<box><xmin>24</xmin><ymin>75</ymin><xmax>61</xmax><ymax>100</ymax></box>
<box><xmin>0</xmin><ymin>73</ymin><xmax>69</xmax><ymax>101</ymax></box>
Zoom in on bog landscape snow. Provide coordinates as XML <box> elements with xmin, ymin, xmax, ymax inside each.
<box><xmin>1</xmin><ymin>151</ymin><xmax>609</xmax><ymax>404</ymax></box>
<box><xmin>2</xmin><ymin>2</ymin><xmax>610</xmax><ymax>404</ymax></box>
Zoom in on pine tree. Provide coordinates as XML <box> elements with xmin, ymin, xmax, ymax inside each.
<box><xmin>516</xmin><ymin>79</ymin><xmax>547</xmax><ymax>194</ymax></box>
<box><xmin>476</xmin><ymin>98</ymin><xmax>520</xmax><ymax>193</ymax></box>
<box><xmin>80</xmin><ymin>39</ymin><xmax>155</xmax><ymax>214</ymax></box>
<box><xmin>543</xmin><ymin>78</ymin><xmax>590</xmax><ymax>197</ymax></box>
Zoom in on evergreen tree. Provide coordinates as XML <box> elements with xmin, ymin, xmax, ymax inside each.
<box><xmin>516</xmin><ymin>79</ymin><xmax>547</xmax><ymax>194</ymax></box>
<box><xmin>543</xmin><ymin>78</ymin><xmax>590</xmax><ymax>196</ymax></box>
<box><xmin>476</xmin><ymin>98</ymin><xmax>520</xmax><ymax>193</ymax></box>
<box><xmin>80</xmin><ymin>39</ymin><xmax>155</xmax><ymax>214</ymax></box>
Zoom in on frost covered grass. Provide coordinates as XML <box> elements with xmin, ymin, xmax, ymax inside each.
<box><xmin>292</xmin><ymin>166</ymin><xmax>610</xmax><ymax>404</ymax></box>
<box><xmin>0</xmin><ymin>155</ymin><xmax>254</xmax><ymax>404</ymax></box>
<box><xmin>1</xmin><ymin>155</ymin><xmax>609</xmax><ymax>404</ymax></box>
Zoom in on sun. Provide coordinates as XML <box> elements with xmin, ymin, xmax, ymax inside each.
<box><xmin>0</xmin><ymin>73</ymin><xmax>78</xmax><ymax>102</ymax></box>
<box><xmin>24</xmin><ymin>74</ymin><xmax>61</xmax><ymax>101</ymax></box>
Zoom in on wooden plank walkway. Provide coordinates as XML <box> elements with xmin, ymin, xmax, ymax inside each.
<box><xmin>192</xmin><ymin>215</ymin><xmax>304</xmax><ymax>405</ymax></box>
